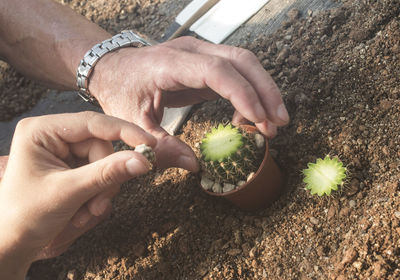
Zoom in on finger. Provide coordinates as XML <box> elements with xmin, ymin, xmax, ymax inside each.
<box><xmin>0</xmin><ymin>155</ymin><xmax>9</xmax><ymax>180</ymax></box>
<box><xmin>232</xmin><ymin>111</ymin><xmax>277</xmax><ymax>138</ymax></box>
<box><xmin>256</xmin><ymin>121</ymin><xmax>277</xmax><ymax>138</ymax></box>
<box><xmin>69</xmin><ymin>138</ymin><xmax>114</xmax><ymax>163</ymax></box>
<box><xmin>170</xmin><ymin>37</ymin><xmax>289</xmax><ymax>126</ymax></box>
<box><xmin>151</xmin><ymin>46</ymin><xmax>267</xmax><ymax>123</ymax></box>
<box><xmin>231</xmin><ymin>110</ymin><xmax>250</xmax><ymax>126</ymax></box>
<box><xmin>35</xmin><ymin>204</ymin><xmax>111</xmax><ymax>260</ymax></box>
<box><xmin>87</xmin><ymin>185</ymin><xmax>119</xmax><ymax>217</ymax></box>
<box><xmin>71</xmin><ymin>204</ymin><xmax>93</xmax><ymax>228</ymax></box>
<box><xmin>21</xmin><ymin>112</ymin><xmax>156</xmax><ymax>160</ymax></box>
<box><xmin>139</xmin><ymin>115</ymin><xmax>199</xmax><ymax>172</ymax></box>
<box><xmin>57</xmin><ymin>150</ymin><xmax>151</xmax><ymax>206</ymax></box>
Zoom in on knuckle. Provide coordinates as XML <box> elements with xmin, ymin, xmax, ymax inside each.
<box><xmin>80</xmin><ymin>111</ymin><xmax>98</xmax><ymax>121</ymax></box>
<box><xmin>230</xmin><ymin>47</ymin><xmax>257</xmax><ymax>62</ymax></box>
<box><xmin>15</xmin><ymin>117</ymin><xmax>36</xmax><ymax>132</ymax></box>
<box><xmin>96</xmin><ymin>162</ymin><xmax>118</xmax><ymax>188</ymax></box>
<box><xmin>205</xmin><ymin>56</ymin><xmax>229</xmax><ymax>73</ymax></box>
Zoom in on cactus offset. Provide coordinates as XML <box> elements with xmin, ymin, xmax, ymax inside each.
<box><xmin>200</xmin><ymin>124</ymin><xmax>264</xmax><ymax>184</ymax></box>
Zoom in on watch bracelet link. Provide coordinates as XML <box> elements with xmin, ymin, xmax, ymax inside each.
<box><xmin>76</xmin><ymin>30</ymin><xmax>149</xmax><ymax>104</ymax></box>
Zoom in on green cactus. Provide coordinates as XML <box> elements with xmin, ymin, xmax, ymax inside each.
<box><xmin>303</xmin><ymin>155</ymin><xmax>347</xmax><ymax>196</ymax></box>
<box><xmin>200</xmin><ymin>123</ymin><xmax>264</xmax><ymax>184</ymax></box>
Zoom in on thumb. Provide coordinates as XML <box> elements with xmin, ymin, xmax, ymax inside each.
<box><xmin>59</xmin><ymin>151</ymin><xmax>151</xmax><ymax>205</ymax></box>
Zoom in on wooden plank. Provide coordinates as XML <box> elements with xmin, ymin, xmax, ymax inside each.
<box><xmin>225</xmin><ymin>0</ymin><xmax>340</xmax><ymax>45</ymax></box>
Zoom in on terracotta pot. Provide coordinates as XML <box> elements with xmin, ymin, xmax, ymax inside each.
<box><xmin>201</xmin><ymin>125</ymin><xmax>282</xmax><ymax>211</ymax></box>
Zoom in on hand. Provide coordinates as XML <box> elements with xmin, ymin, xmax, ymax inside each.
<box><xmin>89</xmin><ymin>36</ymin><xmax>289</xmax><ymax>172</ymax></box>
<box><xmin>0</xmin><ymin>112</ymin><xmax>156</xmax><ymax>279</ymax></box>
<box><xmin>0</xmin><ymin>156</ymin><xmax>8</xmax><ymax>180</ymax></box>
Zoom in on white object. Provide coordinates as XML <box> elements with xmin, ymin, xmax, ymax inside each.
<box><xmin>176</xmin><ymin>0</ymin><xmax>270</xmax><ymax>44</ymax></box>
<box><xmin>201</xmin><ymin>175</ymin><xmax>215</xmax><ymax>190</ymax></box>
<box><xmin>223</xmin><ymin>183</ymin><xmax>236</xmax><ymax>193</ymax></box>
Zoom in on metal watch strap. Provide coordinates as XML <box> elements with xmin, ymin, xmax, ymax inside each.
<box><xmin>76</xmin><ymin>30</ymin><xmax>149</xmax><ymax>104</ymax></box>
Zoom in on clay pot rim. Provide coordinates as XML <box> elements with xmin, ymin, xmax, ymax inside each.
<box><xmin>200</xmin><ymin>124</ymin><xmax>269</xmax><ymax>197</ymax></box>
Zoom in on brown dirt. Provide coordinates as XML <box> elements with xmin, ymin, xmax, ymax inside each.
<box><xmin>1</xmin><ymin>0</ymin><xmax>399</xmax><ymax>279</ymax></box>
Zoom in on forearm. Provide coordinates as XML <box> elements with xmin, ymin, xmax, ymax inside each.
<box><xmin>0</xmin><ymin>248</ymin><xmax>31</xmax><ymax>280</ymax></box>
<box><xmin>0</xmin><ymin>213</ymin><xmax>33</xmax><ymax>280</ymax></box>
<box><xmin>0</xmin><ymin>0</ymin><xmax>111</xmax><ymax>89</ymax></box>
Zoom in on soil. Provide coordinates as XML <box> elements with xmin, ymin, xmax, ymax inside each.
<box><xmin>0</xmin><ymin>0</ymin><xmax>398</xmax><ymax>279</ymax></box>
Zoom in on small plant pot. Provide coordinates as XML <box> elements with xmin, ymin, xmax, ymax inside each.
<box><xmin>201</xmin><ymin>125</ymin><xmax>282</xmax><ymax>211</ymax></box>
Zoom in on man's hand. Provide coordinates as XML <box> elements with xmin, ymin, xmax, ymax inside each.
<box><xmin>89</xmin><ymin>37</ymin><xmax>289</xmax><ymax>172</ymax></box>
<box><xmin>0</xmin><ymin>112</ymin><xmax>156</xmax><ymax>279</ymax></box>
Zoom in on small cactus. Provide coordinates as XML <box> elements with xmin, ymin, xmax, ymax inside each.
<box><xmin>303</xmin><ymin>155</ymin><xmax>347</xmax><ymax>196</ymax></box>
<box><xmin>200</xmin><ymin>123</ymin><xmax>264</xmax><ymax>185</ymax></box>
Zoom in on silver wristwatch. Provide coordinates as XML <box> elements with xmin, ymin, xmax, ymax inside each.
<box><xmin>76</xmin><ymin>30</ymin><xmax>149</xmax><ymax>104</ymax></box>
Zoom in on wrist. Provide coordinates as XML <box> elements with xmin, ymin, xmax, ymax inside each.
<box><xmin>0</xmin><ymin>230</ymin><xmax>33</xmax><ymax>280</ymax></box>
<box><xmin>0</xmin><ymin>200</ymin><xmax>36</xmax><ymax>278</ymax></box>
<box><xmin>76</xmin><ymin>30</ymin><xmax>150</xmax><ymax>105</ymax></box>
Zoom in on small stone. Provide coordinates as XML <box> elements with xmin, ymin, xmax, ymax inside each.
<box><xmin>134</xmin><ymin>144</ymin><xmax>155</xmax><ymax>165</ymax></box>
<box><xmin>349</xmin><ymin>200</ymin><xmax>356</xmax><ymax>208</ymax></box>
<box><xmin>247</xmin><ymin>172</ymin><xmax>255</xmax><ymax>182</ymax></box>
<box><xmin>394</xmin><ymin>211</ymin><xmax>400</xmax><ymax>219</ymax></box>
<box><xmin>341</xmin><ymin>248</ymin><xmax>357</xmax><ymax>264</ymax></box>
<box><xmin>212</xmin><ymin>182</ymin><xmax>222</xmax><ymax>193</ymax></box>
<box><xmin>287</xmin><ymin>9</ymin><xmax>300</xmax><ymax>21</ymax></box>
<box><xmin>201</xmin><ymin>176</ymin><xmax>214</xmax><ymax>191</ymax></box>
<box><xmin>227</xmin><ymin>248</ymin><xmax>241</xmax><ymax>256</ymax></box>
<box><xmin>249</xmin><ymin>247</ymin><xmax>257</xmax><ymax>258</ymax></box>
<box><xmin>327</xmin><ymin>204</ymin><xmax>336</xmax><ymax>220</ymax></box>
<box><xmin>254</xmin><ymin>133</ymin><xmax>265</xmax><ymax>149</ymax></box>
<box><xmin>310</xmin><ymin>217</ymin><xmax>319</xmax><ymax>225</ymax></box>
<box><xmin>277</xmin><ymin>47</ymin><xmax>290</xmax><ymax>61</ymax></box>
<box><xmin>67</xmin><ymin>270</ymin><xmax>76</xmax><ymax>280</ymax></box>
<box><xmin>284</xmin><ymin>35</ymin><xmax>292</xmax><ymax>41</ymax></box>
<box><xmin>223</xmin><ymin>183</ymin><xmax>235</xmax><ymax>193</ymax></box>
<box><xmin>237</xmin><ymin>180</ymin><xmax>246</xmax><ymax>186</ymax></box>
<box><xmin>353</xmin><ymin>261</ymin><xmax>363</xmax><ymax>270</ymax></box>
<box><xmin>347</xmin><ymin>178</ymin><xmax>359</xmax><ymax>196</ymax></box>
<box><xmin>339</xmin><ymin>206</ymin><xmax>351</xmax><ymax>217</ymax></box>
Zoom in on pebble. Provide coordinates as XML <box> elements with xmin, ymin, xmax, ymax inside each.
<box><xmin>247</xmin><ymin>172</ymin><xmax>255</xmax><ymax>182</ymax></box>
<box><xmin>254</xmin><ymin>133</ymin><xmax>265</xmax><ymax>149</ymax></box>
<box><xmin>287</xmin><ymin>9</ymin><xmax>300</xmax><ymax>21</ymax></box>
<box><xmin>67</xmin><ymin>270</ymin><xmax>77</xmax><ymax>280</ymax></box>
<box><xmin>353</xmin><ymin>261</ymin><xmax>363</xmax><ymax>270</ymax></box>
<box><xmin>212</xmin><ymin>182</ymin><xmax>222</xmax><ymax>193</ymax></box>
<box><xmin>237</xmin><ymin>180</ymin><xmax>246</xmax><ymax>186</ymax></box>
<box><xmin>327</xmin><ymin>204</ymin><xmax>336</xmax><ymax>220</ymax></box>
<box><xmin>310</xmin><ymin>217</ymin><xmax>319</xmax><ymax>225</ymax></box>
<box><xmin>341</xmin><ymin>248</ymin><xmax>357</xmax><ymax>264</ymax></box>
<box><xmin>249</xmin><ymin>247</ymin><xmax>257</xmax><ymax>258</ymax></box>
<box><xmin>201</xmin><ymin>176</ymin><xmax>214</xmax><ymax>191</ymax></box>
<box><xmin>349</xmin><ymin>200</ymin><xmax>356</xmax><ymax>208</ymax></box>
<box><xmin>394</xmin><ymin>211</ymin><xmax>400</xmax><ymax>219</ymax></box>
<box><xmin>223</xmin><ymin>183</ymin><xmax>236</xmax><ymax>193</ymax></box>
<box><xmin>227</xmin><ymin>248</ymin><xmax>242</xmax><ymax>256</ymax></box>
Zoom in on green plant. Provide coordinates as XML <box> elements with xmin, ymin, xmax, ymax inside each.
<box><xmin>200</xmin><ymin>123</ymin><xmax>264</xmax><ymax>184</ymax></box>
<box><xmin>303</xmin><ymin>155</ymin><xmax>347</xmax><ymax>196</ymax></box>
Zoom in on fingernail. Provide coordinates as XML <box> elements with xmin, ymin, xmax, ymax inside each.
<box><xmin>254</xmin><ymin>103</ymin><xmax>267</xmax><ymax>121</ymax></box>
<box><xmin>126</xmin><ymin>157</ymin><xmax>150</xmax><ymax>175</ymax></box>
<box><xmin>93</xmin><ymin>198</ymin><xmax>111</xmax><ymax>216</ymax></box>
<box><xmin>177</xmin><ymin>155</ymin><xmax>199</xmax><ymax>172</ymax></box>
<box><xmin>276</xmin><ymin>103</ymin><xmax>289</xmax><ymax>124</ymax></box>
